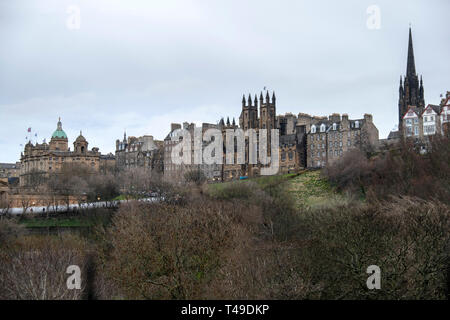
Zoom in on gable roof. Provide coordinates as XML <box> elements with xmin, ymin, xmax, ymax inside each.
<box><xmin>403</xmin><ymin>106</ymin><xmax>420</xmax><ymax>119</ymax></box>
<box><xmin>388</xmin><ymin>131</ymin><xmax>400</xmax><ymax>140</ymax></box>
<box><xmin>422</xmin><ymin>104</ymin><xmax>440</xmax><ymax>116</ymax></box>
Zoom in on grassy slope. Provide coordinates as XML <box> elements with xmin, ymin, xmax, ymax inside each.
<box><xmin>286</xmin><ymin>170</ymin><xmax>350</xmax><ymax>209</ymax></box>
<box><xmin>206</xmin><ymin>172</ymin><xmax>299</xmax><ymax>195</ymax></box>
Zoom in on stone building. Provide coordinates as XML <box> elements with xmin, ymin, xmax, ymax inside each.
<box><xmin>163</xmin><ymin>90</ymin><xmax>380</xmax><ymax>181</ymax></box>
<box><xmin>402</xmin><ymin>92</ymin><xmax>450</xmax><ymax>139</ymax></box>
<box><xmin>19</xmin><ymin>118</ymin><xmax>104</xmax><ymax>186</ymax></box>
<box><xmin>100</xmin><ymin>153</ymin><xmax>117</xmax><ymax>173</ymax></box>
<box><xmin>163</xmin><ymin>122</ymin><xmax>222</xmax><ymax>182</ymax></box>
<box><xmin>398</xmin><ymin>27</ymin><xmax>425</xmax><ymax>133</ymax></box>
<box><xmin>115</xmin><ymin>133</ymin><xmax>163</xmax><ymax>173</ymax></box>
<box><xmin>306</xmin><ymin>113</ymin><xmax>379</xmax><ymax>168</ymax></box>
<box><xmin>0</xmin><ymin>162</ymin><xmax>21</xmax><ymax>179</ymax></box>
<box><xmin>219</xmin><ymin>117</ymin><xmax>243</xmax><ymax>181</ymax></box>
<box><xmin>237</xmin><ymin>91</ymin><xmax>287</xmax><ymax>177</ymax></box>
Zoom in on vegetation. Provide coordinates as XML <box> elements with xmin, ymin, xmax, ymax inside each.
<box><xmin>0</xmin><ymin>133</ymin><xmax>449</xmax><ymax>300</ymax></box>
<box><xmin>323</xmin><ymin>130</ymin><xmax>450</xmax><ymax>204</ymax></box>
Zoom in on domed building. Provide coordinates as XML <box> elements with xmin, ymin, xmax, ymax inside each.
<box><xmin>19</xmin><ymin>118</ymin><xmax>105</xmax><ymax>186</ymax></box>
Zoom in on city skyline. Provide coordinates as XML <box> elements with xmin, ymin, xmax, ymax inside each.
<box><xmin>1</xmin><ymin>0</ymin><xmax>449</xmax><ymax>163</ymax></box>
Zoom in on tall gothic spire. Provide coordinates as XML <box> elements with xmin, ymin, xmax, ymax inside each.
<box><xmin>406</xmin><ymin>27</ymin><xmax>416</xmax><ymax>77</ymax></box>
<box><xmin>398</xmin><ymin>26</ymin><xmax>425</xmax><ymax>133</ymax></box>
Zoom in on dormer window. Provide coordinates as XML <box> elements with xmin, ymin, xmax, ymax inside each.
<box><xmin>311</xmin><ymin>125</ymin><xmax>316</xmax><ymax>134</ymax></box>
<box><xmin>332</xmin><ymin>123</ymin><xmax>337</xmax><ymax>130</ymax></box>
<box><xmin>355</xmin><ymin>121</ymin><xmax>359</xmax><ymax>128</ymax></box>
<box><xmin>320</xmin><ymin>124</ymin><xmax>326</xmax><ymax>132</ymax></box>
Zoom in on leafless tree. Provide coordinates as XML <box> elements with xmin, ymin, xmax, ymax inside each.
<box><xmin>0</xmin><ymin>234</ymin><xmax>89</xmax><ymax>300</ymax></box>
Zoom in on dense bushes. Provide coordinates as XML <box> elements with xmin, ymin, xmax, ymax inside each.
<box><xmin>96</xmin><ymin>200</ymin><xmax>258</xmax><ymax>299</ymax></box>
<box><xmin>0</xmin><ymin>223</ymin><xmax>89</xmax><ymax>300</ymax></box>
<box><xmin>1</xmin><ymin>134</ymin><xmax>449</xmax><ymax>300</ymax></box>
<box><xmin>92</xmin><ymin>178</ymin><xmax>449</xmax><ymax>299</ymax></box>
<box><xmin>295</xmin><ymin>197</ymin><xmax>450</xmax><ymax>299</ymax></box>
<box><xmin>323</xmin><ymin>133</ymin><xmax>450</xmax><ymax>204</ymax></box>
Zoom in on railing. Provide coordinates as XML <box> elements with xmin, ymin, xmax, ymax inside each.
<box><xmin>1</xmin><ymin>197</ymin><xmax>161</xmax><ymax>215</ymax></box>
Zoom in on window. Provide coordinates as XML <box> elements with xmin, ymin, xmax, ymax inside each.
<box><xmin>355</xmin><ymin>121</ymin><xmax>359</xmax><ymax>128</ymax></box>
<box><xmin>414</xmin><ymin>118</ymin><xmax>419</xmax><ymax>124</ymax></box>
<box><xmin>333</xmin><ymin>123</ymin><xmax>337</xmax><ymax>130</ymax></box>
<box><xmin>320</xmin><ymin>124</ymin><xmax>326</xmax><ymax>132</ymax></box>
<box><xmin>424</xmin><ymin>125</ymin><xmax>436</xmax><ymax>135</ymax></box>
<box><xmin>311</xmin><ymin>125</ymin><xmax>316</xmax><ymax>133</ymax></box>
<box><xmin>405</xmin><ymin>119</ymin><xmax>412</xmax><ymax>125</ymax></box>
<box><xmin>288</xmin><ymin>152</ymin><xmax>293</xmax><ymax>160</ymax></box>
<box><xmin>414</xmin><ymin>126</ymin><xmax>419</xmax><ymax>136</ymax></box>
<box><xmin>406</xmin><ymin>126</ymin><xmax>413</xmax><ymax>136</ymax></box>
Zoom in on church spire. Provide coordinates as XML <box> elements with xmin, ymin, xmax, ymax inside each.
<box><xmin>398</xmin><ymin>26</ymin><xmax>425</xmax><ymax>133</ymax></box>
<box><xmin>406</xmin><ymin>27</ymin><xmax>416</xmax><ymax>77</ymax></box>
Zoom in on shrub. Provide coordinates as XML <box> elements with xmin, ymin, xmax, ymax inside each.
<box><xmin>323</xmin><ymin>136</ymin><xmax>450</xmax><ymax>204</ymax></box>
<box><xmin>295</xmin><ymin>197</ymin><xmax>450</xmax><ymax>299</ymax></box>
<box><xmin>0</xmin><ymin>218</ymin><xmax>25</xmax><ymax>245</ymax></box>
<box><xmin>184</xmin><ymin>169</ymin><xmax>207</xmax><ymax>186</ymax></box>
<box><xmin>97</xmin><ymin>199</ymin><xmax>258</xmax><ymax>299</ymax></box>
<box><xmin>0</xmin><ymin>234</ymin><xmax>89</xmax><ymax>300</ymax></box>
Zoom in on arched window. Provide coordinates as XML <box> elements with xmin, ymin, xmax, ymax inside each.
<box><xmin>311</xmin><ymin>125</ymin><xmax>316</xmax><ymax>133</ymax></box>
<box><xmin>333</xmin><ymin>123</ymin><xmax>337</xmax><ymax>130</ymax></box>
<box><xmin>320</xmin><ymin>124</ymin><xmax>326</xmax><ymax>132</ymax></box>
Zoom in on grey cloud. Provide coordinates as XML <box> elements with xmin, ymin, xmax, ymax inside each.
<box><xmin>0</xmin><ymin>0</ymin><xmax>449</xmax><ymax>162</ymax></box>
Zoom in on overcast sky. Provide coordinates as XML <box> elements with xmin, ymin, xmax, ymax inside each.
<box><xmin>0</xmin><ymin>0</ymin><xmax>449</xmax><ymax>163</ymax></box>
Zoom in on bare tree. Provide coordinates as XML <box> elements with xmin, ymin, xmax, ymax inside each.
<box><xmin>0</xmin><ymin>192</ymin><xmax>12</xmax><ymax>216</ymax></box>
<box><xmin>0</xmin><ymin>234</ymin><xmax>88</xmax><ymax>300</ymax></box>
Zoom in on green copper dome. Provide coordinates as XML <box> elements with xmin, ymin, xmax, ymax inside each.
<box><xmin>52</xmin><ymin>118</ymin><xmax>68</xmax><ymax>139</ymax></box>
